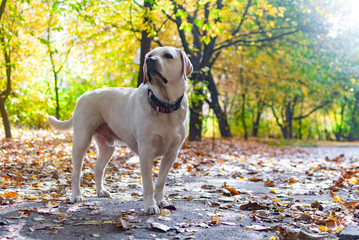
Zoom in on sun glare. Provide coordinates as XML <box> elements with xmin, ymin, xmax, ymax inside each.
<box><xmin>328</xmin><ymin>0</ymin><xmax>359</xmax><ymax>38</ymax></box>
<box><xmin>345</xmin><ymin>0</ymin><xmax>359</xmax><ymax>24</ymax></box>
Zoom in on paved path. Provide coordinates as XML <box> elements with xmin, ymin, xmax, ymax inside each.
<box><xmin>1</xmin><ymin>145</ymin><xmax>359</xmax><ymax>240</ymax></box>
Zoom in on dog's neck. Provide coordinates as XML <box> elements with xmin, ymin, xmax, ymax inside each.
<box><xmin>147</xmin><ymin>89</ymin><xmax>184</xmax><ymax>113</ymax></box>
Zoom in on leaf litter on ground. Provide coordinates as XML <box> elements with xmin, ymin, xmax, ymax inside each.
<box><xmin>1</xmin><ymin>130</ymin><xmax>359</xmax><ymax>239</ymax></box>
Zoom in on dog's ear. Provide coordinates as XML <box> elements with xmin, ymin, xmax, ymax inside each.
<box><xmin>179</xmin><ymin>49</ymin><xmax>193</xmax><ymax>80</ymax></box>
<box><xmin>143</xmin><ymin>53</ymin><xmax>149</xmax><ymax>84</ymax></box>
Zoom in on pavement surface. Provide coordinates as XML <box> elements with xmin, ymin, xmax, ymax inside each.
<box><xmin>1</xmin><ymin>145</ymin><xmax>359</xmax><ymax>240</ymax></box>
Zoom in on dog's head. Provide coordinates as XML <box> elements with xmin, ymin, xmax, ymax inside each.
<box><xmin>143</xmin><ymin>47</ymin><xmax>193</xmax><ymax>102</ymax></box>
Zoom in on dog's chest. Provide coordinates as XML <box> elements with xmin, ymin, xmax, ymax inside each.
<box><xmin>149</xmin><ymin>113</ymin><xmax>187</xmax><ymax>156</ymax></box>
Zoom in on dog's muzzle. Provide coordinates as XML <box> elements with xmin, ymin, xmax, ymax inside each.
<box><xmin>146</xmin><ymin>58</ymin><xmax>168</xmax><ymax>84</ymax></box>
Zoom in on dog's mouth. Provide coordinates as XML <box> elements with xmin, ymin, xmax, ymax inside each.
<box><xmin>147</xmin><ymin>68</ymin><xmax>168</xmax><ymax>84</ymax></box>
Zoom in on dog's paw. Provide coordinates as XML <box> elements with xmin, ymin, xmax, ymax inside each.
<box><xmin>156</xmin><ymin>199</ymin><xmax>169</xmax><ymax>208</ymax></box>
<box><xmin>71</xmin><ymin>195</ymin><xmax>83</xmax><ymax>203</ymax></box>
<box><xmin>97</xmin><ymin>190</ymin><xmax>110</xmax><ymax>198</ymax></box>
<box><xmin>144</xmin><ymin>205</ymin><xmax>160</xmax><ymax>215</ymax></box>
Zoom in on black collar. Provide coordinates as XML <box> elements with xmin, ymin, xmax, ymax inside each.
<box><xmin>147</xmin><ymin>89</ymin><xmax>183</xmax><ymax>113</ymax></box>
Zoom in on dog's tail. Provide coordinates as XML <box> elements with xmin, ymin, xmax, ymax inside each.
<box><xmin>48</xmin><ymin>116</ymin><xmax>73</xmax><ymax>130</ymax></box>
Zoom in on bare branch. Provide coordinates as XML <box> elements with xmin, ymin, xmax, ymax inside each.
<box><xmin>293</xmin><ymin>101</ymin><xmax>331</xmax><ymax>120</ymax></box>
<box><xmin>232</xmin><ymin>0</ymin><xmax>251</xmax><ymax>36</ymax></box>
<box><xmin>214</xmin><ymin>28</ymin><xmax>300</xmax><ymax>52</ymax></box>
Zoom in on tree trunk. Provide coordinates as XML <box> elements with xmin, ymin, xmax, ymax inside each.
<box><xmin>252</xmin><ymin>108</ymin><xmax>262</xmax><ymax>137</ymax></box>
<box><xmin>0</xmin><ymin>98</ymin><xmax>11</xmax><ymax>138</ymax></box>
<box><xmin>54</xmin><ymin>73</ymin><xmax>60</xmax><ymax>119</ymax></box>
<box><xmin>0</xmin><ymin>30</ymin><xmax>12</xmax><ymax>139</ymax></box>
<box><xmin>285</xmin><ymin>103</ymin><xmax>294</xmax><ymax>139</ymax></box>
<box><xmin>206</xmin><ymin>71</ymin><xmax>231</xmax><ymax>138</ymax></box>
<box><xmin>334</xmin><ymin>102</ymin><xmax>346</xmax><ymax>141</ymax></box>
<box><xmin>0</xmin><ymin>0</ymin><xmax>7</xmax><ymax>22</ymax></box>
<box><xmin>348</xmin><ymin>92</ymin><xmax>359</xmax><ymax>141</ymax></box>
<box><xmin>252</xmin><ymin>99</ymin><xmax>264</xmax><ymax>137</ymax></box>
<box><xmin>137</xmin><ymin>0</ymin><xmax>153</xmax><ymax>87</ymax></box>
<box><xmin>298</xmin><ymin>101</ymin><xmax>304</xmax><ymax>140</ymax></box>
<box><xmin>188</xmin><ymin>100</ymin><xmax>203</xmax><ymax>141</ymax></box>
<box><xmin>241</xmin><ymin>93</ymin><xmax>248</xmax><ymax>140</ymax></box>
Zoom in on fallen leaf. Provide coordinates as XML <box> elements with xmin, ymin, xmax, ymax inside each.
<box><xmin>319</xmin><ymin>225</ymin><xmax>327</xmax><ymax>232</ymax></box>
<box><xmin>158</xmin><ymin>216</ymin><xmax>171</xmax><ymax>221</ymax></box>
<box><xmin>265</xmin><ymin>182</ymin><xmax>275</xmax><ymax>187</ymax></box>
<box><xmin>330</xmin><ymin>190</ymin><xmax>343</xmax><ymax>203</ymax></box>
<box><xmin>245</xmin><ymin>225</ymin><xmax>272</xmax><ymax>231</ymax></box>
<box><xmin>1</xmin><ymin>192</ymin><xmax>18</xmax><ymax>199</ymax></box>
<box><xmin>201</xmin><ymin>184</ymin><xmax>215</xmax><ymax>190</ymax></box>
<box><xmin>311</xmin><ymin>201</ymin><xmax>324</xmax><ymax>211</ymax></box>
<box><xmin>150</xmin><ymin>222</ymin><xmax>171</xmax><ymax>232</ymax></box>
<box><xmin>74</xmin><ymin>220</ymin><xmax>98</xmax><ymax>225</ymax></box>
<box><xmin>113</xmin><ymin>217</ymin><xmax>133</xmax><ymax>230</ymax></box>
<box><xmin>249</xmin><ymin>177</ymin><xmax>261</xmax><ymax>182</ymax></box>
<box><xmin>160</xmin><ymin>209</ymin><xmax>171</xmax><ymax>216</ymax></box>
<box><xmin>224</xmin><ymin>186</ymin><xmax>239</xmax><ymax>195</ymax></box>
<box><xmin>289</xmin><ymin>178</ymin><xmax>298</xmax><ymax>184</ymax></box>
<box><xmin>343</xmin><ymin>201</ymin><xmax>359</xmax><ymax>209</ymax></box>
<box><xmin>220</xmin><ymin>222</ymin><xmax>237</xmax><ymax>226</ymax></box>
<box><xmin>240</xmin><ymin>201</ymin><xmax>267</xmax><ymax>210</ymax></box>
<box><xmin>163</xmin><ymin>205</ymin><xmax>176</xmax><ymax>211</ymax></box>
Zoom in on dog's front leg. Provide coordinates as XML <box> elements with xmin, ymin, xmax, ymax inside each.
<box><xmin>139</xmin><ymin>152</ymin><xmax>159</xmax><ymax>215</ymax></box>
<box><xmin>154</xmin><ymin>150</ymin><xmax>178</xmax><ymax>208</ymax></box>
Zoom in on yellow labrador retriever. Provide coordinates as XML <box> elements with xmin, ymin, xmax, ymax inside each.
<box><xmin>48</xmin><ymin>46</ymin><xmax>193</xmax><ymax>214</ymax></box>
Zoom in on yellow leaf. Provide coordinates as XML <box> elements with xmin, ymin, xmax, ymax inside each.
<box><xmin>255</xmin><ymin>9</ymin><xmax>263</xmax><ymax>17</ymax></box>
<box><xmin>268</xmin><ymin>7</ymin><xmax>278</xmax><ymax>16</ymax></box>
<box><xmin>273</xmin><ymin>199</ymin><xmax>280</xmax><ymax>202</ymax></box>
<box><xmin>319</xmin><ymin>225</ymin><xmax>327</xmax><ymax>232</ymax></box>
<box><xmin>1</xmin><ymin>192</ymin><xmax>18</xmax><ymax>198</ymax></box>
<box><xmin>160</xmin><ymin>209</ymin><xmax>171</xmax><ymax>216</ymax></box>
<box><xmin>349</xmin><ymin>177</ymin><xmax>357</xmax><ymax>184</ymax></box>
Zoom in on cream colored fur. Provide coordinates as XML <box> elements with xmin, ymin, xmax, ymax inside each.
<box><xmin>48</xmin><ymin>47</ymin><xmax>193</xmax><ymax>214</ymax></box>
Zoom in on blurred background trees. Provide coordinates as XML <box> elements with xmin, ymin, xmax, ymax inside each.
<box><xmin>0</xmin><ymin>0</ymin><xmax>358</xmax><ymax>141</ymax></box>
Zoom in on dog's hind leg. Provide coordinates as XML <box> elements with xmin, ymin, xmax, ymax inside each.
<box><xmin>93</xmin><ymin>134</ymin><xmax>115</xmax><ymax>198</ymax></box>
<box><xmin>71</xmin><ymin>131</ymin><xmax>92</xmax><ymax>203</ymax></box>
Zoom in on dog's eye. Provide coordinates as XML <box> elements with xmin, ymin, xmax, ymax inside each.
<box><xmin>164</xmin><ymin>53</ymin><xmax>173</xmax><ymax>59</ymax></box>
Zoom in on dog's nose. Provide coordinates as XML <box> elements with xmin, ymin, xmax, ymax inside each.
<box><xmin>146</xmin><ymin>57</ymin><xmax>157</xmax><ymax>64</ymax></box>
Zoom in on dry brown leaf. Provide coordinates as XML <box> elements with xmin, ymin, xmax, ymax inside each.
<box><xmin>113</xmin><ymin>217</ymin><xmax>133</xmax><ymax>230</ymax></box>
<box><xmin>224</xmin><ymin>186</ymin><xmax>239</xmax><ymax>195</ymax></box>
<box><xmin>240</xmin><ymin>201</ymin><xmax>267</xmax><ymax>211</ymax></box>
<box><xmin>265</xmin><ymin>182</ymin><xmax>275</xmax><ymax>187</ymax></box>
<box><xmin>248</xmin><ymin>177</ymin><xmax>261</xmax><ymax>182</ymax></box>
<box><xmin>289</xmin><ymin>178</ymin><xmax>298</xmax><ymax>184</ymax></box>
<box><xmin>343</xmin><ymin>201</ymin><xmax>359</xmax><ymax>209</ymax></box>
<box><xmin>330</xmin><ymin>190</ymin><xmax>343</xmax><ymax>203</ymax></box>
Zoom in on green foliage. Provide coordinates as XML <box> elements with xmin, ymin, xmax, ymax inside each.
<box><xmin>1</xmin><ymin>0</ymin><xmax>359</xmax><ymax>142</ymax></box>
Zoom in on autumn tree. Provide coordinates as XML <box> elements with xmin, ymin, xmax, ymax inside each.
<box><xmin>0</xmin><ymin>0</ymin><xmax>10</xmax><ymax>138</ymax></box>
<box><xmin>162</xmin><ymin>0</ymin><xmax>325</xmax><ymax>141</ymax></box>
<box><xmin>39</xmin><ymin>0</ymin><xmax>77</xmax><ymax>120</ymax></box>
<box><xmin>137</xmin><ymin>0</ymin><xmax>155</xmax><ymax>87</ymax></box>
<box><xmin>0</xmin><ymin>0</ymin><xmax>25</xmax><ymax>138</ymax></box>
